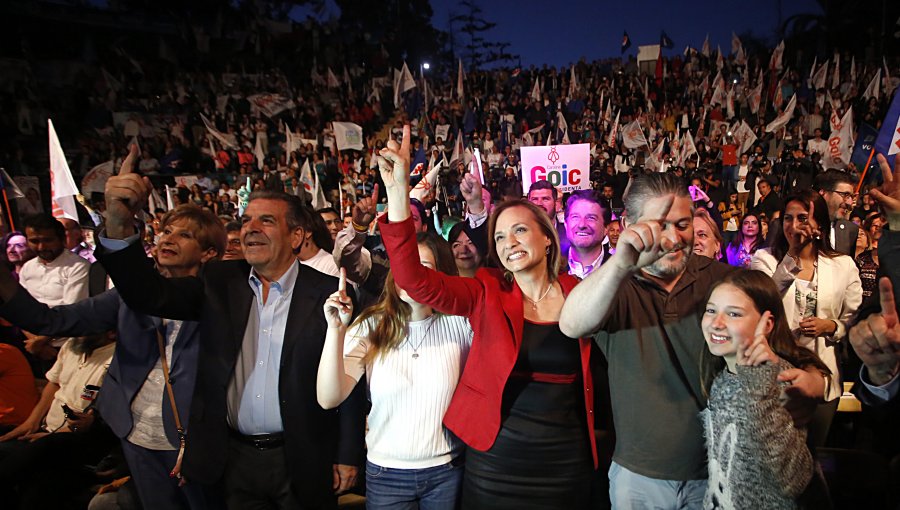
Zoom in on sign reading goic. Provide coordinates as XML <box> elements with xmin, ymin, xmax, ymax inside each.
<box><xmin>521</xmin><ymin>144</ymin><xmax>591</xmax><ymax>194</ymax></box>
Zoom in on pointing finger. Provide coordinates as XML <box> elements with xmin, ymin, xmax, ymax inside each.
<box><xmin>754</xmin><ymin>311</ymin><xmax>772</xmax><ymax>339</ymax></box>
<box><xmin>878</xmin><ymin>277</ymin><xmax>898</xmax><ymax>327</ymax></box>
<box><xmin>644</xmin><ymin>193</ymin><xmax>676</xmax><ymax>224</ymax></box>
<box><xmin>119</xmin><ymin>144</ymin><xmax>138</xmax><ymax>175</ymax></box>
<box><xmin>371</xmin><ymin>183</ymin><xmax>379</xmax><ymax>203</ymax></box>
<box><xmin>338</xmin><ymin>267</ymin><xmax>347</xmax><ymax>296</ymax></box>
<box><xmin>400</xmin><ymin>124</ymin><xmax>411</xmax><ymax>157</ymax></box>
<box><xmin>877</xmin><ymin>154</ymin><xmax>894</xmax><ymax>184</ymax></box>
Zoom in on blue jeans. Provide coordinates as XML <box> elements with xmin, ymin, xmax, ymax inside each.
<box><xmin>609</xmin><ymin>461</ymin><xmax>706</xmax><ymax>510</ymax></box>
<box><xmin>365</xmin><ymin>459</ymin><xmax>463</xmax><ymax>510</ymax></box>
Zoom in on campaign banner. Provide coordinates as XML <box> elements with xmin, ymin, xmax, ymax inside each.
<box><xmin>521</xmin><ymin>144</ymin><xmax>591</xmax><ymax>194</ymax></box>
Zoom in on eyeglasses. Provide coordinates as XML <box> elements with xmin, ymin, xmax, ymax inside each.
<box><xmin>827</xmin><ymin>189</ymin><xmax>858</xmax><ymax>201</ymax></box>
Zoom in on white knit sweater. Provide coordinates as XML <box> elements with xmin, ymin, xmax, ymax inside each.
<box><xmin>343</xmin><ymin>314</ymin><xmax>472</xmax><ymax>469</ymax></box>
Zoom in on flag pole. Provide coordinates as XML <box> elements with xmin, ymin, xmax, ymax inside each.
<box><xmin>856</xmin><ymin>147</ymin><xmax>876</xmax><ymax>193</ymax></box>
<box><xmin>0</xmin><ymin>170</ymin><xmax>15</xmax><ymax>231</ymax></box>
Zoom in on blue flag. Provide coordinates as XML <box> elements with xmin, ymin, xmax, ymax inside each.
<box><xmin>621</xmin><ymin>31</ymin><xmax>631</xmax><ymax>54</ymax></box>
<box><xmin>660</xmin><ymin>31</ymin><xmax>674</xmax><ymax>49</ymax></box>
<box><xmin>874</xmin><ymin>90</ymin><xmax>900</xmax><ymax>170</ymax></box>
<box><xmin>852</xmin><ymin>123</ymin><xmax>882</xmax><ymax>184</ymax></box>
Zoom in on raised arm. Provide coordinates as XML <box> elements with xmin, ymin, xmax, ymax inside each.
<box><xmin>561</xmin><ymin>194</ymin><xmax>676</xmax><ymax>338</ymax></box>
<box><xmin>317</xmin><ymin>270</ymin><xmax>361</xmax><ymax>409</ymax></box>
<box><xmin>0</xmin><ymin>284</ymin><xmax>120</xmax><ymax>337</ymax></box>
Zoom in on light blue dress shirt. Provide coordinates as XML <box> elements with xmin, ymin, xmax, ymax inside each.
<box><xmin>236</xmin><ymin>259</ymin><xmax>300</xmax><ymax>434</ymax></box>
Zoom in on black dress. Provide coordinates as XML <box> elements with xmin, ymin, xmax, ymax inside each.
<box><xmin>462</xmin><ymin>320</ymin><xmax>591</xmax><ymax>509</ymax></box>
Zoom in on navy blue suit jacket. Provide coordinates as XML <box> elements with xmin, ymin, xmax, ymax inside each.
<box><xmin>0</xmin><ymin>287</ymin><xmax>200</xmax><ymax>447</ymax></box>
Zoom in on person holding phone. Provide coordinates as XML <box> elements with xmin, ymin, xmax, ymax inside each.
<box><xmin>751</xmin><ymin>189</ymin><xmax>863</xmax><ymax>448</ymax></box>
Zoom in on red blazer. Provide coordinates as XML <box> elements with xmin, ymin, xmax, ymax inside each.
<box><xmin>380</xmin><ymin>216</ymin><xmax>598</xmax><ymax>468</ymax></box>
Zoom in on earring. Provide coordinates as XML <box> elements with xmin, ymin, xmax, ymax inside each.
<box><xmin>546</xmin><ymin>246</ymin><xmax>551</xmax><ymax>255</ymax></box>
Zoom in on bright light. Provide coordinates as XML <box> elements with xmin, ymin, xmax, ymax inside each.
<box><xmin>423</xmin><ymin>63</ymin><xmax>431</xmax><ymax>70</ymax></box>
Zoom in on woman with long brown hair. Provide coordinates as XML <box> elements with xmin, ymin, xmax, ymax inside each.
<box><xmin>373</xmin><ymin>125</ymin><xmax>597</xmax><ymax>509</ymax></box>
<box><xmin>317</xmin><ymin>232</ymin><xmax>473</xmax><ymax>509</ymax></box>
<box><xmin>751</xmin><ymin>189</ymin><xmax>862</xmax><ymax>448</ymax></box>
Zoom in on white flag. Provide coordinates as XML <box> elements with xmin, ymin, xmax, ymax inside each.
<box><xmin>622</xmin><ymin>120</ymin><xmax>649</xmax><ymax>149</ymax></box>
<box><xmin>646</xmin><ymin>138</ymin><xmax>666</xmax><ymax>172</ymax></box>
<box><xmin>556</xmin><ymin>111</ymin><xmax>570</xmax><ymax>144</ymax></box>
<box><xmin>824</xmin><ymin>107</ymin><xmax>854</xmax><ymax>169</ymax></box>
<box><xmin>81</xmin><ymin>160</ymin><xmax>114</xmax><ymax>195</ymax></box>
<box><xmin>678</xmin><ymin>131</ymin><xmax>697</xmax><ymax>166</ymax></box>
<box><xmin>850</xmin><ymin>56</ymin><xmax>857</xmax><ymax>85</ymax></box>
<box><xmin>863</xmin><ymin>69</ymin><xmax>881</xmax><ymax>100</ymax></box>
<box><xmin>711</xmin><ymin>78</ymin><xmax>726</xmax><ymax>107</ymax></box>
<box><xmin>254</xmin><ymin>134</ymin><xmax>265</xmax><ymax>170</ymax></box>
<box><xmin>312</xmin><ymin>166</ymin><xmax>330</xmax><ymax>209</ymax></box>
<box><xmin>327</xmin><ymin>67</ymin><xmax>340</xmax><ymax>88</ymax></box>
<box><xmin>811</xmin><ymin>60</ymin><xmax>828</xmax><ymax>90</ymax></box>
<box><xmin>457</xmin><ymin>59</ymin><xmax>465</xmax><ymax>101</ymax></box>
<box><xmin>332</xmin><ymin>122</ymin><xmax>364</xmax><ymax>151</ymax></box>
<box><xmin>298</xmin><ymin>159</ymin><xmax>316</xmax><ymax>196</ymax></box>
<box><xmin>531</xmin><ymin>78</ymin><xmax>541</xmax><ymax>102</ymax></box>
<box><xmin>409</xmin><ymin>158</ymin><xmax>442</xmax><ymax>202</ymax></box>
<box><xmin>765</xmin><ymin>93</ymin><xmax>797</xmax><ymax>133</ymax></box>
<box><xmin>701</xmin><ymin>34</ymin><xmax>710</xmax><ymax>57</ymax></box>
<box><xmin>398</xmin><ymin>62</ymin><xmax>417</xmax><ymax>93</ymax></box>
<box><xmin>449</xmin><ymin>129</ymin><xmax>465</xmax><ymax>167</ymax></box>
<box><xmin>0</xmin><ymin>168</ymin><xmax>24</xmax><ymax>199</ymax></box>
<box><xmin>749</xmin><ymin>70</ymin><xmax>764</xmax><ymax>114</ymax></box>
<box><xmin>734</xmin><ymin>121</ymin><xmax>758</xmax><ymax>154</ymax></box>
<box><xmin>725</xmin><ymin>87</ymin><xmax>735</xmax><ymax>119</ymax></box>
<box><xmin>769</xmin><ymin>40</ymin><xmax>785</xmax><ymax>70</ymax></box>
<box><xmin>47</xmin><ymin>119</ymin><xmax>80</xmax><ymax>221</ymax></box>
<box><xmin>200</xmin><ymin>113</ymin><xmax>238</xmax><ymax>150</ymax></box>
<box><xmin>716</xmin><ymin>46</ymin><xmax>724</xmax><ymax>70</ymax></box>
<box><xmin>607</xmin><ymin>110</ymin><xmax>620</xmax><ymax>147</ymax></box>
<box><xmin>165</xmin><ymin>185</ymin><xmax>175</xmax><ymax>210</ymax></box>
<box><xmin>731</xmin><ymin>32</ymin><xmax>742</xmax><ymax>55</ymax></box>
<box><xmin>568</xmin><ymin>65</ymin><xmax>578</xmax><ymax>98</ymax></box>
<box><xmin>832</xmin><ymin>56</ymin><xmax>841</xmax><ymax>90</ymax></box>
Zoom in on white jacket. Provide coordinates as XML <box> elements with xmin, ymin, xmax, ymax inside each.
<box><xmin>751</xmin><ymin>248</ymin><xmax>863</xmax><ymax>401</ymax></box>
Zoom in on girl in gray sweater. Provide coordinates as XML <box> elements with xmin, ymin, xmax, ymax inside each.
<box><xmin>700</xmin><ymin>269</ymin><xmax>830</xmax><ymax>509</ymax></box>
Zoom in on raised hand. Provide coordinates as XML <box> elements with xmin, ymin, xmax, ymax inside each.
<box><xmin>737</xmin><ymin>311</ymin><xmax>778</xmax><ymax>366</ymax></box>
<box><xmin>611</xmin><ymin>194</ymin><xmax>676</xmax><ymax>273</ymax></box>
<box><xmin>352</xmin><ymin>183</ymin><xmax>379</xmax><ymax>228</ymax></box>
<box><xmin>849</xmin><ymin>277</ymin><xmax>900</xmax><ymax>385</ymax></box>
<box><xmin>872</xmin><ymin>154</ymin><xmax>900</xmax><ymax>229</ymax></box>
<box><xmin>378</xmin><ymin>125</ymin><xmax>411</xmax><ymax>193</ymax></box>
<box><xmin>323</xmin><ymin>268</ymin><xmax>353</xmax><ymax>328</ymax></box>
<box><xmin>104</xmin><ymin>144</ymin><xmax>151</xmax><ymax>238</ymax></box>
<box><xmin>459</xmin><ymin>172</ymin><xmax>484</xmax><ymax>214</ymax></box>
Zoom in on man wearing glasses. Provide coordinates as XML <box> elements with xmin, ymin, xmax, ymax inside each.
<box><xmin>815</xmin><ymin>169</ymin><xmax>860</xmax><ymax>256</ymax></box>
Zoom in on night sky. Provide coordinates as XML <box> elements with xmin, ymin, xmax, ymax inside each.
<box><xmin>429</xmin><ymin>0</ymin><xmax>824</xmax><ymax>67</ymax></box>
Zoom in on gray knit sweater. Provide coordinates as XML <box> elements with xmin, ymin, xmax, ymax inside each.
<box><xmin>701</xmin><ymin>359</ymin><xmax>813</xmax><ymax>510</ymax></box>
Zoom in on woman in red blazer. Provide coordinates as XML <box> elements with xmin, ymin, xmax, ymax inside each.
<box><xmin>376</xmin><ymin>126</ymin><xmax>596</xmax><ymax>509</ymax></box>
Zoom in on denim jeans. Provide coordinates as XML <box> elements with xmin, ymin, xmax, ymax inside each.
<box><xmin>608</xmin><ymin>461</ymin><xmax>706</xmax><ymax>510</ymax></box>
<box><xmin>365</xmin><ymin>459</ymin><xmax>463</xmax><ymax>510</ymax></box>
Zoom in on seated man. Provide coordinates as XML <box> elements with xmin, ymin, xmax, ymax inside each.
<box><xmin>0</xmin><ymin>332</ymin><xmax>116</xmax><ymax>509</ymax></box>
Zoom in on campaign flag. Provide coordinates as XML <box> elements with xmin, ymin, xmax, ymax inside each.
<box><xmin>874</xmin><ymin>90</ymin><xmax>900</xmax><ymax>169</ymax></box>
<box><xmin>769</xmin><ymin>40</ymin><xmax>785</xmax><ymax>70</ymax></box>
<box><xmin>568</xmin><ymin>65</ymin><xmax>577</xmax><ymax>98</ymax></box>
<box><xmin>711</xmin><ymin>77</ymin><xmax>726</xmax><ymax>107</ymax></box>
<box><xmin>449</xmin><ymin>129</ymin><xmax>465</xmax><ymax>167</ymax></box>
<box><xmin>248</xmin><ymin>94</ymin><xmax>296</xmax><ymax>118</ymax></box>
<box><xmin>254</xmin><ymin>134</ymin><xmax>265</xmax><ymax>170</ymax></box>
<box><xmin>823</xmin><ymin>106</ymin><xmax>854</xmax><ymax>169</ymax></box>
<box><xmin>332</xmin><ymin>122</ymin><xmax>364</xmax><ymax>151</ymax></box>
<box><xmin>200</xmin><ymin>113</ymin><xmax>238</xmax><ymax>149</ymax></box>
<box><xmin>622</xmin><ymin>120</ymin><xmax>649</xmax><ymax>149</ymax></box>
<box><xmin>731</xmin><ymin>32</ymin><xmax>742</xmax><ymax>55</ymax></box>
<box><xmin>811</xmin><ymin>60</ymin><xmax>828</xmax><ymax>90</ymax></box>
<box><xmin>725</xmin><ymin>87</ymin><xmax>735</xmax><ymax>119</ymax></box>
<box><xmin>701</xmin><ymin>34</ymin><xmax>710</xmax><ymax>57</ymax></box>
<box><xmin>298</xmin><ymin>159</ymin><xmax>316</xmax><ymax>195</ymax></box>
<box><xmin>435</xmin><ymin>124</ymin><xmax>450</xmax><ymax>142</ymax></box>
<box><xmin>863</xmin><ymin>69</ymin><xmax>881</xmax><ymax>100</ymax></box>
<box><xmin>808</xmin><ymin>56</ymin><xmax>818</xmax><ymax>83</ymax></box>
<box><xmin>556</xmin><ymin>111</ymin><xmax>570</xmax><ymax>144</ymax></box>
<box><xmin>531</xmin><ymin>78</ymin><xmax>541</xmax><ymax>102</ymax></box>
<box><xmin>327</xmin><ymin>67</ymin><xmax>340</xmax><ymax>88</ymax></box>
<box><xmin>409</xmin><ymin>157</ymin><xmax>442</xmax><ymax>202</ymax></box>
<box><xmin>646</xmin><ymin>138</ymin><xmax>667</xmax><ymax>172</ymax></box>
<box><xmin>850</xmin><ymin>56</ymin><xmax>857</xmax><ymax>85</ymax></box>
<box><xmin>457</xmin><ymin>59</ymin><xmax>465</xmax><ymax>101</ymax></box>
<box><xmin>47</xmin><ymin>119</ymin><xmax>80</xmax><ymax>221</ymax></box>
<box><xmin>621</xmin><ymin>31</ymin><xmax>631</xmax><ymax>54</ymax></box>
<box><xmin>607</xmin><ymin>110</ymin><xmax>620</xmax><ymax>147</ymax></box>
<box><xmin>521</xmin><ymin>144</ymin><xmax>591</xmax><ymax>193</ymax></box>
<box><xmin>678</xmin><ymin>130</ymin><xmax>697</xmax><ymax>166</ymax></box>
<box><xmin>749</xmin><ymin>70</ymin><xmax>764</xmax><ymax>114</ymax></box>
<box><xmin>81</xmin><ymin>160</ymin><xmax>114</xmax><ymax>195</ymax></box>
<box><xmin>716</xmin><ymin>46</ymin><xmax>724</xmax><ymax>70</ymax></box>
<box><xmin>0</xmin><ymin>168</ymin><xmax>24</xmax><ymax>201</ymax></box>
<box><xmin>832</xmin><ymin>56</ymin><xmax>841</xmax><ymax>90</ymax></box>
<box><xmin>659</xmin><ymin>31</ymin><xmax>673</xmax><ymax>49</ymax></box>
<box><xmin>398</xmin><ymin>62</ymin><xmax>417</xmax><ymax>94</ymax></box>
<box><xmin>765</xmin><ymin>94</ymin><xmax>797</xmax><ymax>133</ymax></box>
<box><xmin>734</xmin><ymin>121</ymin><xmax>757</xmax><ymax>154</ymax></box>
<box><xmin>311</xmin><ymin>166</ymin><xmax>331</xmax><ymax>209</ymax></box>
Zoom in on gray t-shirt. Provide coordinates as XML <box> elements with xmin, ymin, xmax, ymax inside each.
<box><xmin>594</xmin><ymin>255</ymin><xmax>735</xmax><ymax>481</ymax></box>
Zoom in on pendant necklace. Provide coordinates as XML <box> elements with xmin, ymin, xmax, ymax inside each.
<box><xmin>409</xmin><ymin>315</ymin><xmax>437</xmax><ymax>359</ymax></box>
<box><xmin>524</xmin><ymin>283</ymin><xmax>553</xmax><ymax>311</ymax></box>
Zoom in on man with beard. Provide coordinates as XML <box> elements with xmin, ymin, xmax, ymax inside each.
<box><xmin>814</xmin><ymin>170</ymin><xmax>859</xmax><ymax>256</ymax></box>
<box><xmin>564</xmin><ymin>191</ymin><xmax>610</xmax><ymax>279</ymax></box>
<box><xmin>0</xmin><ymin>332</ymin><xmax>116</xmax><ymax>508</ymax></box>
<box><xmin>560</xmin><ymin>173</ymin><xmax>827</xmax><ymax>509</ymax></box>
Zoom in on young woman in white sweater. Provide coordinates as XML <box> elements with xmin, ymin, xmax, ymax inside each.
<box><xmin>318</xmin><ymin>232</ymin><xmax>472</xmax><ymax>509</ymax></box>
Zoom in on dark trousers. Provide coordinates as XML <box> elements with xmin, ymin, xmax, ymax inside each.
<box><xmin>120</xmin><ymin>439</ymin><xmax>211</xmax><ymax>510</ymax></box>
<box><xmin>223</xmin><ymin>436</ymin><xmax>300</xmax><ymax>510</ymax></box>
<box><xmin>0</xmin><ymin>426</ymin><xmax>115</xmax><ymax>509</ymax></box>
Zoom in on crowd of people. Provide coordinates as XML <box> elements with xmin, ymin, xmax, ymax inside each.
<box><xmin>2</xmin><ymin>3</ymin><xmax>900</xmax><ymax>508</ymax></box>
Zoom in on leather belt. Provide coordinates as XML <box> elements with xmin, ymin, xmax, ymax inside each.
<box><xmin>228</xmin><ymin>428</ymin><xmax>285</xmax><ymax>450</ymax></box>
